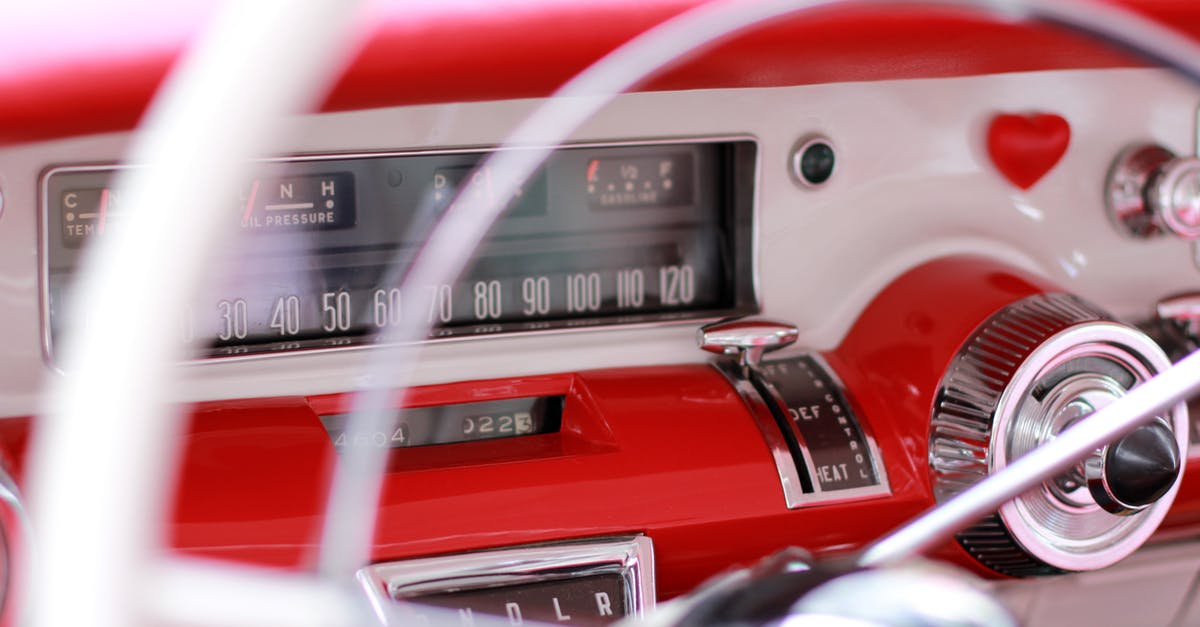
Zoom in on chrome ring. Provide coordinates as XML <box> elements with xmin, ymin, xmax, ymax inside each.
<box><xmin>930</xmin><ymin>294</ymin><xmax>1187</xmax><ymax>575</ymax></box>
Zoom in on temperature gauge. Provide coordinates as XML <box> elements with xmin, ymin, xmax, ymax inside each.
<box><xmin>60</xmin><ymin>187</ymin><xmax>115</xmax><ymax>246</ymax></box>
<box><xmin>586</xmin><ymin>153</ymin><xmax>693</xmax><ymax>209</ymax></box>
<box><xmin>56</xmin><ymin>171</ymin><xmax>357</xmax><ymax>248</ymax></box>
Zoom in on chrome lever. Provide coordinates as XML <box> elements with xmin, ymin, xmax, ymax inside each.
<box><xmin>1139</xmin><ymin>293</ymin><xmax>1200</xmax><ymax>362</ymax></box>
<box><xmin>698</xmin><ymin>319</ymin><xmax>799</xmax><ymax>369</ymax></box>
<box><xmin>1157</xmin><ymin>292</ymin><xmax>1200</xmax><ymax>338</ymax></box>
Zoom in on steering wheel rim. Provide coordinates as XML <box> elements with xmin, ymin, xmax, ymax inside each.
<box><xmin>26</xmin><ymin>1</ymin><xmax>1200</xmax><ymax>625</ymax></box>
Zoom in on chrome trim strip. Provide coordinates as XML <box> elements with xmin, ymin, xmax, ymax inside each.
<box><xmin>712</xmin><ymin>352</ymin><xmax>891</xmax><ymax>509</ymax></box>
<box><xmin>712</xmin><ymin>361</ymin><xmax>808</xmax><ymax>508</ymax></box>
<box><xmin>809</xmin><ymin>352</ymin><xmax>892</xmax><ymax>501</ymax></box>
<box><xmin>355</xmin><ymin>535</ymin><xmax>654</xmax><ymax>625</ymax></box>
<box><xmin>38</xmin><ymin>136</ymin><xmax>759</xmax><ymax>367</ymax></box>
<box><xmin>757</xmin><ymin>353</ymin><xmax>891</xmax><ymax>506</ymax></box>
<box><xmin>0</xmin><ymin>462</ymin><xmax>25</xmax><ymax>622</ymax></box>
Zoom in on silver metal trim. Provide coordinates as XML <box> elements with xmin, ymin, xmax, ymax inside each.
<box><xmin>1194</xmin><ymin>101</ymin><xmax>1200</xmax><ymax>156</ymax></box>
<box><xmin>758</xmin><ymin>353</ymin><xmax>892</xmax><ymax>506</ymax></box>
<box><xmin>699</xmin><ymin>319</ymin><xmax>799</xmax><ymax>367</ymax></box>
<box><xmin>1142</xmin><ymin>292</ymin><xmax>1200</xmax><ymax>455</ymax></box>
<box><xmin>927</xmin><ymin>293</ymin><xmax>1187</xmax><ymax>575</ymax></box>
<box><xmin>0</xmin><ymin>462</ymin><xmax>25</xmax><ymax>622</ymax></box>
<box><xmin>1150</xmin><ymin>156</ymin><xmax>1200</xmax><ymax>239</ymax></box>
<box><xmin>355</xmin><ymin>536</ymin><xmax>654</xmax><ymax>625</ymax></box>
<box><xmin>789</xmin><ymin>135</ymin><xmax>836</xmax><ymax>189</ymax></box>
<box><xmin>1105</xmin><ymin>143</ymin><xmax>1175</xmax><ymax>238</ymax></box>
<box><xmin>37</xmin><ymin>135</ymin><xmax>761</xmax><ymax>368</ymax></box>
<box><xmin>712</xmin><ymin>361</ymin><xmax>808</xmax><ymax>508</ymax></box>
<box><xmin>712</xmin><ymin>351</ymin><xmax>891</xmax><ymax>509</ymax></box>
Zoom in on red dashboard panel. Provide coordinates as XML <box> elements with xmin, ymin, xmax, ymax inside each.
<box><xmin>7</xmin><ymin>2</ymin><xmax>1200</xmax><ymax>621</ymax></box>
<box><xmin>166</xmin><ymin>365</ymin><xmax>930</xmax><ymax>599</ymax></box>
<box><xmin>2</xmin><ymin>1</ymin><xmax>1200</xmax><ymax>146</ymax></box>
<box><xmin>0</xmin><ymin>260</ymin><xmax>1195</xmax><ymax>600</ymax></box>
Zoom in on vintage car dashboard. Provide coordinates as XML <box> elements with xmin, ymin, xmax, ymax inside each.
<box><xmin>6</xmin><ymin>2</ymin><xmax>1200</xmax><ymax>626</ymax></box>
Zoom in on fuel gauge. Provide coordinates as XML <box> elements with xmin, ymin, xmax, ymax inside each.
<box><xmin>586</xmin><ymin>153</ymin><xmax>693</xmax><ymax>209</ymax></box>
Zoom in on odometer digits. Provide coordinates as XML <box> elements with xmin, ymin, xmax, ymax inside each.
<box><xmin>319</xmin><ymin>396</ymin><xmax>564</xmax><ymax>449</ymax></box>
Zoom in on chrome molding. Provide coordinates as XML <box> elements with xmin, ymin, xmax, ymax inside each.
<box><xmin>713</xmin><ymin>351</ymin><xmax>891</xmax><ymax>509</ymax></box>
<box><xmin>929</xmin><ymin>293</ymin><xmax>1187</xmax><ymax>576</ymax></box>
<box><xmin>38</xmin><ymin>136</ymin><xmax>759</xmax><ymax>368</ymax></box>
<box><xmin>356</xmin><ymin>535</ymin><xmax>654</xmax><ymax>625</ymax></box>
<box><xmin>712</xmin><ymin>360</ymin><xmax>809</xmax><ymax>508</ymax></box>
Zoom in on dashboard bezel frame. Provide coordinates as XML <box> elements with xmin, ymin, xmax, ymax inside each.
<box><xmin>37</xmin><ymin>135</ymin><xmax>761</xmax><ymax>368</ymax></box>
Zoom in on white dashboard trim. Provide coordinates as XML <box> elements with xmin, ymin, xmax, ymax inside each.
<box><xmin>0</xmin><ymin>67</ymin><xmax>1196</xmax><ymax>414</ymax></box>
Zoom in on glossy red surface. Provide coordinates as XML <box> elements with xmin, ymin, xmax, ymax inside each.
<box><xmin>986</xmin><ymin>112</ymin><xmax>1072</xmax><ymax>190</ymax></box>
<box><xmin>828</xmin><ymin>256</ymin><xmax>1200</xmax><ymax>574</ymax></box>
<box><xmin>825</xmin><ymin>256</ymin><xmax>1060</xmax><ymax>574</ymax></box>
<box><xmin>0</xmin><ymin>368</ymin><xmax>928</xmax><ymax>599</ymax></box>
<box><xmin>172</xmin><ymin>366</ymin><xmax>930</xmax><ymax>598</ymax></box>
<box><xmin>3</xmin><ymin>1</ymin><xmax>1200</xmax><ymax>146</ymax></box>
<box><xmin>0</xmin><ymin>256</ymin><xmax>1196</xmax><ymax>607</ymax></box>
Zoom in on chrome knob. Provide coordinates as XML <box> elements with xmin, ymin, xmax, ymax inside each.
<box><xmin>1107</xmin><ymin>144</ymin><xmax>1200</xmax><ymax>239</ymax></box>
<box><xmin>930</xmin><ymin>293</ymin><xmax>1188</xmax><ymax>576</ymax></box>
<box><xmin>698</xmin><ymin>318</ymin><xmax>798</xmax><ymax>367</ymax></box>
<box><xmin>1151</xmin><ymin>156</ymin><xmax>1200</xmax><ymax>239</ymax></box>
<box><xmin>1086</xmin><ymin>419</ymin><xmax>1181</xmax><ymax>515</ymax></box>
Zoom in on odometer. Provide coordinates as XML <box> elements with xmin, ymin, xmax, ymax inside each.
<box><xmin>41</xmin><ymin>140</ymin><xmax>757</xmax><ymax>360</ymax></box>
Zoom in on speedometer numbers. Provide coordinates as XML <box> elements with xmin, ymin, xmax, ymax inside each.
<box><xmin>42</xmin><ymin>140</ymin><xmax>757</xmax><ymax>361</ymax></box>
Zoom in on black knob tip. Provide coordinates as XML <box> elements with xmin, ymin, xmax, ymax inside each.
<box><xmin>1104</xmin><ymin>421</ymin><xmax>1181</xmax><ymax>508</ymax></box>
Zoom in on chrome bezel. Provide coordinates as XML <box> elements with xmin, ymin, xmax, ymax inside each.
<box><xmin>788</xmin><ymin>135</ymin><xmax>836</xmax><ymax>189</ymax></box>
<box><xmin>991</xmin><ymin>322</ymin><xmax>1186</xmax><ymax>573</ymax></box>
<box><xmin>1151</xmin><ymin>156</ymin><xmax>1200</xmax><ymax>239</ymax></box>
<box><xmin>712</xmin><ymin>360</ymin><xmax>809</xmax><ymax>508</ymax></box>
<box><xmin>713</xmin><ymin>351</ymin><xmax>891</xmax><ymax>509</ymax></box>
<box><xmin>355</xmin><ymin>535</ymin><xmax>654</xmax><ymax>625</ymax></box>
<box><xmin>1105</xmin><ymin>143</ymin><xmax>1175</xmax><ymax>238</ymax></box>
<box><xmin>38</xmin><ymin>136</ymin><xmax>760</xmax><ymax>367</ymax></box>
<box><xmin>931</xmin><ymin>292</ymin><xmax>1189</xmax><ymax>576</ymax></box>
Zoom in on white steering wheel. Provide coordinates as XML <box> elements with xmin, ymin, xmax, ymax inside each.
<box><xmin>26</xmin><ymin>1</ymin><xmax>1200</xmax><ymax>625</ymax></box>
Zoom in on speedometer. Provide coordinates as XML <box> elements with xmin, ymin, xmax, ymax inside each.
<box><xmin>41</xmin><ymin>139</ymin><xmax>757</xmax><ymax>360</ymax></box>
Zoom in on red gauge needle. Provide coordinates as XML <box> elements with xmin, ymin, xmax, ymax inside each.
<box><xmin>97</xmin><ymin>188</ymin><xmax>110</xmax><ymax>234</ymax></box>
<box><xmin>242</xmin><ymin>179</ymin><xmax>260</xmax><ymax>222</ymax></box>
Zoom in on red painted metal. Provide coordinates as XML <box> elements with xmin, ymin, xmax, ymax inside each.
<box><xmin>986</xmin><ymin>112</ymin><xmax>1072</xmax><ymax>190</ymax></box>
<box><xmin>0</xmin><ymin>256</ymin><xmax>1189</xmax><ymax>592</ymax></box>
<box><xmin>825</xmin><ymin>256</ymin><xmax>1060</xmax><ymax>575</ymax></box>
<box><xmin>164</xmin><ymin>365</ymin><xmax>927</xmax><ymax>598</ymax></box>
<box><xmin>827</xmin><ymin>256</ymin><xmax>1200</xmax><ymax>575</ymax></box>
<box><xmin>0</xmin><ymin>256</ymin><xmax>1197</xmax><ymax>603</ymax></box>
<box><xmin>2</xmin><ymin>1</ymin><xmax>1200</xmax><ymax>146</ymax></box>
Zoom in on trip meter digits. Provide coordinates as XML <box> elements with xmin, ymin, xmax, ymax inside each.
<box><xmin>42</xmin><ymin>140</ymin><xmax>756</xmax><ymax>360</ymax></box>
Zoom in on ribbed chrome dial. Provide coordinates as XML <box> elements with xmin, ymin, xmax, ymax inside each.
<box><xmin>930</xmin><ymin>293</ymin><xmax>1188</xmax><ymax>576</ymax></box>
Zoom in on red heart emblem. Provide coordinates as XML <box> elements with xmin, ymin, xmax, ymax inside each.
<box><xmin>986</xmin><ymin>113</ymin><xmax>1070</xmax><ymax>190</ymax></box>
